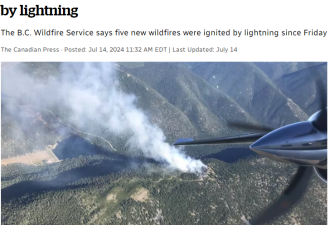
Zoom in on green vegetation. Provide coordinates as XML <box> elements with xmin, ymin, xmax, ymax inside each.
<box><xmin>186</xmin><ymin>62</ymin><xmax>310</xmax><ymax>127</ymax></box>
<box><xmin>1</xmin><ymin>157</ymin><xmax>327</xmax><ymax>225</ymax></box>
<box><xmin>1</xmin><ymin>62</ymin><xmax>327</xmax><ymax>224</ymax></box>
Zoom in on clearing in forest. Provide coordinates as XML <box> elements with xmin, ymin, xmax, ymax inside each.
<box><xmin>1</xmin><ymin>149</ymin><xmax>60</xmax><ymax>166</ymax></box>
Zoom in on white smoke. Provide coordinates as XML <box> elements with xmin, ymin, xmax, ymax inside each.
<box><xmin>2</xmin><ymin>62</ymin><xmax>206</xmax><ymax>173</ymax></box>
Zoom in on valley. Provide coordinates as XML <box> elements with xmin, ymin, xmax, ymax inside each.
<box><xmin>1</xmin><ymin>62</ymin><xmax>327</xmax><ymax>225</ymax></box>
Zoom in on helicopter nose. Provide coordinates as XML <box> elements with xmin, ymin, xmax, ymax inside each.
<box><xmin>250</xmin><ymin>121</ymin><xmax>327</xmax><ymax>166</ymax></box>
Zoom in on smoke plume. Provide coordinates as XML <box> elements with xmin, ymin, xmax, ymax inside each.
<box><xmin>1</xmin><ymin>62</ymin><xmax>206</xmax><ymax>173</ymax></box>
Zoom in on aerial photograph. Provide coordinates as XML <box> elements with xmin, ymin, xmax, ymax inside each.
<box><xmin>1</xmin><ymin>62</ymin><xmax>327</xmax><ymax>225</ymax></box>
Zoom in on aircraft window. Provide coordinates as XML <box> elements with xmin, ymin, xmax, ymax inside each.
<box><xmin>321</xmin><ymin>142</ymin><xmax>327</xmax><ymax>145</ymax></box>
<box><xmin>281</xmin><ymin>144</ymin><xmax>292</xmax><ymax>147</ymax></box>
